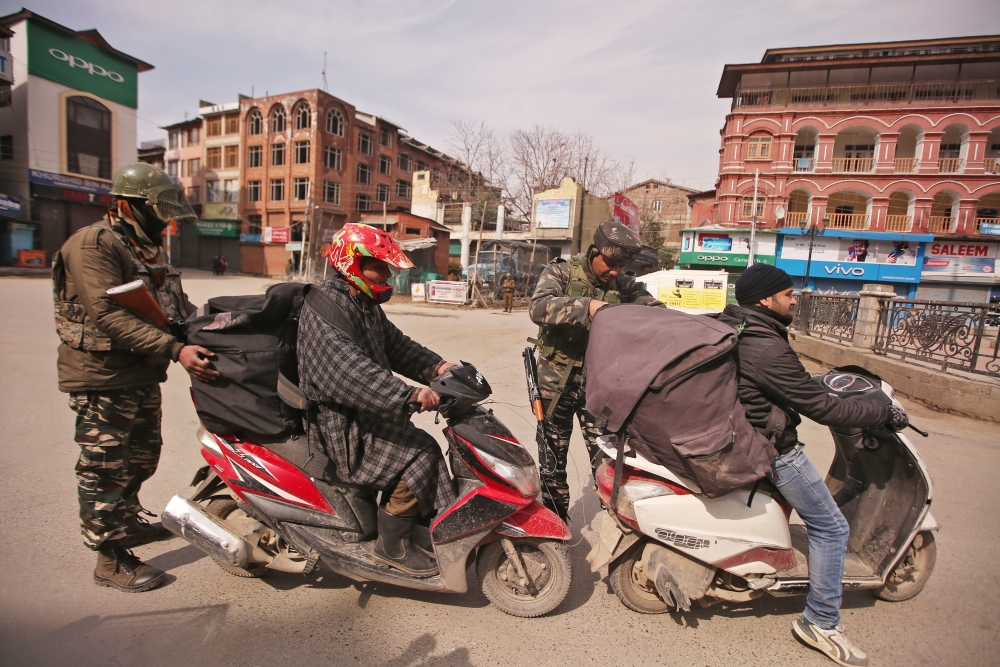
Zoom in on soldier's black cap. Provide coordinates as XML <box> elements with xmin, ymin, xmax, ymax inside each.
<box><xmin>593</xmin><ymin>220</ymin><xmax>642</xmax><ymax>263</ymax></box>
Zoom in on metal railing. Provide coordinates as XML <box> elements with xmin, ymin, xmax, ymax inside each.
<box><xmin>894</xmin><ymin>158</ymin><xmax>917</xmax><ymax>173</ymax></box>
<box><xmin>938</xmin><ymin>158</ymin><xmax>963</xmax><ymax>173</ymax></box>
<box><xmin>832</xmin><ymin>157</ymin><xmax>874</xmax><ymax>173</ymax></box>
<box><xmin>826</xmin><ymin>212</ymin><xmax>870</xmax><ymax>229</ymax></box>
<box><xmin>928</xmin><ymin>216</ymin><xmax>955</xmax><ymax>233</ymax></box>
<box><xmin>874</xmin><ymin>298</ymin><xmax>1000</xmax><ymax>379</ymax></box>
<box><xmin>885</xmin><ymin>214</ymin><xmax>912</xmax><ymax>232</ymax></box>
<box><xmin>805</xmin><ymin>294</ymin><xmax>860</xmax><ymax>344</ymax></box>
<box><xmin>733</xmin><ymin>80</ymin><xmax>1000</xmax><ymax>109</ymax></box>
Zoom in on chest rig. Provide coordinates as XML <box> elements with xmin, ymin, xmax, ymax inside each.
<box><xmin>52</xmin><ymin>219</ymin><xmax>189</xmax><ymax>351</ymax></box>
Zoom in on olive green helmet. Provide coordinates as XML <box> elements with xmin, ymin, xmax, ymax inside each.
<box><xmin>110</xmin><ymin>162</ymin><xmax>197</xmax><ymax>224</ymax></box>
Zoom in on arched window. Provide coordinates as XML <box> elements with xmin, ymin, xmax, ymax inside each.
<box><xmin>294</xmin><ymin>102</ymin><xmax>311</xmax><ymax>130</ymax></box>
<box><xmin>326</xmin><ymin>108</ymin><xmax>344</xmax><ymax>136</ymax></box>
<box><xmin>271</xmin><ymin>105</ymin><xmax>286</xmax><ymax>133</ymax></box>
<box><xmin>745</xmin><ymin>133</ymin><xmax>772</xmax><ymax>160</ymax></box>
<box><xmin>356</xmin><ymin>194</ymin><xmax>371</xmax><ymax>212</ymax></box>
<box><xmin>66</xmin><ymin>96</ymin><xmax>112</xmax><ymax>179</ymax></box>
<box><xmin>247</xmin><ymin>108</ymin><xmax>262</xmax><ymax>135</ymax></box>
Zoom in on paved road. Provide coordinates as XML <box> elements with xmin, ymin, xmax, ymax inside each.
<box><xmin>1</xmin><ymin>271</ymin><xmax>997</xmax><ymax>667</ymax></box>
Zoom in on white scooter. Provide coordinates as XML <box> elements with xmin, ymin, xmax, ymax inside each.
<box><xmin>588</xmin><ymin>365</ymin><xmax>939</xmax><ymax>613</ymax></box>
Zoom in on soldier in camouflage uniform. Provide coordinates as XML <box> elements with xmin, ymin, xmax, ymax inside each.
<box><xmin>529</xmin><ymin>220</ymin><xmax>664</xmax><ymax>518</ymax></box>
<box><xmin>53</xmin><ymin>163</ymin><xmax>218</xmax><ymax>592</ymax></box>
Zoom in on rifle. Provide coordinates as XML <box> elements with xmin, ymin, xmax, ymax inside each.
<box><xmin>523</xmin><ymin>346</ymin><xmax>550</xmax><ymax>455</ymax></box>
<box><xmin>107</xmin><ymin>279</ymin><xmax>188</xmax><ymax>344</ymax></box>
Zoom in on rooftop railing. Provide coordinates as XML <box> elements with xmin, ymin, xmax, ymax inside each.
<box><xmin>826</xmin><ymin>212</ymin><xmax>869</xmax><ymax>229</ymax></box>
<box><xmin>885</xmin><ymin>214</ymin><xmax>912</xmax><ymax>232</ymax></box>
<box><xmin>733</xmin><ymin>80</ymin><xmax>1000</xmax><ymax>109</ymax></box>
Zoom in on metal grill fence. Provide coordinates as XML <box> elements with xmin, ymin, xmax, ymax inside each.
<box><xmin>805</xmin><ymin>295</ymin><xmax>860</xmax><ymax>344</ymax></box>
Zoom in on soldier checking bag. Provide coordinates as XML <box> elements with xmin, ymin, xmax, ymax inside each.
<box><xmin>527</xmin><ymin>219</ymin><xmax>664</xmax><ymax>518</ymax></box>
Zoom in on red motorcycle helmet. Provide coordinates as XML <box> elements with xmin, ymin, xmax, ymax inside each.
<box><xmin>328</xmin><ymin>223</ymin><xmax>414</xmax><ymax>301</ymax></box>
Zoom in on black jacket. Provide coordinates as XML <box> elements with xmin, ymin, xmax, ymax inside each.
<box><xmin>717</xmin><ymin>304</ymin><xmax>890</xmax><ymax>453</ymax></box>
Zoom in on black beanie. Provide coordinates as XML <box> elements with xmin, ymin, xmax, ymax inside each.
<box><xmin>735</xmin><ymin>263</ymin><xmax>793</xmax><ymax>305</ymax></box>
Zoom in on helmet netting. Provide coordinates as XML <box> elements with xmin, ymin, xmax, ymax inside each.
<box><xmin>152</xmin><ymin>188</ymin><xmax>196</xmax><ymax>224</ymax></box>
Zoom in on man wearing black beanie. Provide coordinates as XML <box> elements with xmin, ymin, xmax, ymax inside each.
<box><xmin>718</xmin><ymin>264</ymin><xmax>907</xmax><ymax>667</ymax></box>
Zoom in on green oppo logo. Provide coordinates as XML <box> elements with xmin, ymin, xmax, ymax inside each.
<box><xmin>48</xmin><ymin>48</ymin><xmax>124</xmax><ymax>83</ymax></box>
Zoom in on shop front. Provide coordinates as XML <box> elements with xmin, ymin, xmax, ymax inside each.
<box><xmin>917</xmin><ymin>240</ymin><xmax>999</xmax><ymax>303</ymax></box>
<box><xmin>182</xmin><ymin>203</ymin><xmax>241</xmax><ymax>272</ymax></box>
<box><xmin>776</xmin><ymin>229</ymin><xmax>931</xmax><ymax>297</ymax></box>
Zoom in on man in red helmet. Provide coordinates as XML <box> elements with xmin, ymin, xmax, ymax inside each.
<box><xmin>297</xmin><ymin>223</ymin><xmax>457</xmax><ymax>577</ymax></box>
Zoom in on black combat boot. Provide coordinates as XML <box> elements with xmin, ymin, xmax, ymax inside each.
<box><xmin>121</xmin><ymin>511</ymin><xmax>171</xmax><ymax>548</ymax></box>
<box><xmin>94</xmin><ymin>545</ymin><xmax>165</xmax><ymax>592</ymax></box>
<box><xmin>372</xmin><ymin>508</ymin><xmax>439</xmax><ymax>577</ymax></box>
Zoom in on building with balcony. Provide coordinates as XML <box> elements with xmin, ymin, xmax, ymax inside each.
<box><xmin>710</xmin><ymin>35</ymin><xmax>1000</xmax><ymax>301</ymax></box>
<box><xmin>238</xmin><ymin>88</ymin><xmax>463</xmax><ymax>276</ymax></box>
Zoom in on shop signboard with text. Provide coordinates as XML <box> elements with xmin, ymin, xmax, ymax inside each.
<box><xmin>679</xmin><ymin>230</ymin><xmax>776</xmax><ymax>267</ymax></box>
<box><xmin>426</xmin><ymin>281</ymin><xmax>467</xmax><ymax>304</ymax></box>
<box><xmin>194</xmin><ymin>220</ymin><xmax>239</xmax><ymax>237</ymax></box>
<box><xmin>921</xmin><ymin>241</ymin><xmax>997</xmax><ymax>280</ymax></box>
<box><xmin>264</xmin><ymin>226</ymin><xmax>291</xmax><ymax>244</ymax></box>
<box><xmin>777</xmin><ymin>233</ymin><xmax>925</xmax><ymax>283</ymax></box>
<box><xmin>612</xmin><ymin>193</ymin><xmax>640</xmax><ymax>234</ymax></box>
<box><xmin>203</xmin><ymin>203</ymin><xmax>240</xmax><ymax>220</ymax></box>
<box><xmin>26</xmin><ymin>19</ymin><xmax>139</xmax><ymax>108</ymax></box>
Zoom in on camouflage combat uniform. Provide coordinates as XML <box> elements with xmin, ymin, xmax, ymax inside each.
<box><xmin>528</xmin><ymin>248</ymin><xmax>662</xmax><ymax>516</ymax></box>
<box><xmin>54</xmin><ymin>210</ymin><xmax>195</xmax><ymax>549</ymax></box>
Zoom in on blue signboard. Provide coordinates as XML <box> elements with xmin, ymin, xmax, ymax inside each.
<box><xmin>29</xmin><ymin>169</ymin><xmax>112</xmax><ymax>195</ymax></box>
<box><xmin>240</xmin><ymin>233</ymin><xmax>262</xmax><ymax>243</ymax></box>
<box><xmin>777</xmin><ymin>229</ymin><xmax>931</xmax><ymax>284</ymax></box>
<box><xmin>980</xmin><ymin>221</ymin><xmax>1000</xmax><ymax>237</ymax></box>
<box><xmin>0</xmin><ymin>193</ymin><xmax>20</xmax><ymax>218</ymax></box>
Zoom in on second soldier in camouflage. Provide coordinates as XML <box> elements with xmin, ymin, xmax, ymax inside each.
<box><xmin>528</xmin><ymin>220</ymin><xmax>664</xmax><ymax>518</ymax></box>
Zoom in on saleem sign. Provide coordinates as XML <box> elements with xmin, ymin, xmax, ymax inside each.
<box><xmin>27</xmin><ymin>19</ymin><xmax>139</xmax><ymax>108</ymax></box>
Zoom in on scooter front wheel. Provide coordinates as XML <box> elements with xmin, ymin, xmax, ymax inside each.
<box><xmin>477</xmin><ymin>538</ymin><xmax>571</xmax><ymax>618</ymax></box>
<box><xmin>872</xmin><ymin>531</ymin><xmax>936</xmax><ymax>602</ymax></box>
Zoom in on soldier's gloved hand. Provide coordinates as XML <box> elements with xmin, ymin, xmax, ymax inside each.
<box><xmin>179</xmin><ymin>345</ymin><xmax>220</xmax><ymax>383</ymax></box>
<box><xmin>588</xmin><ymin>299</ymin><xmax>608</xmax><ymax>317</ymax></box>
<box><xmin>887</xmin><ymin>405</ymin><xmax>909</xmax><ymax>431</ymax></box>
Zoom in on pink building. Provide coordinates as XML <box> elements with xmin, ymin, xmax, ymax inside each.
<box><xmin>712</xmin><ymin>36</ymin><xmax>1000</xmax><ymax>237</ymax></box>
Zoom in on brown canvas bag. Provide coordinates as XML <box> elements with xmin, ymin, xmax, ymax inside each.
<box><xmin>585</xmin><ymin>305</ymin><xmax>776</xmax><ymax>498</ymax></box>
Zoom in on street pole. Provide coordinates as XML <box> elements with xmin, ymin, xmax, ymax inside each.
<box><xmin>748</xmin><ymin>168</ymin><xmax>759</xmax><ymax>266</ymax></box>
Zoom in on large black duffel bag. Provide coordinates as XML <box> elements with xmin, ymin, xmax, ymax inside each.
<box><xmin>185</xmin><ymin>282</ymin><xmax>306</xmax><ymax>442</ymax></box>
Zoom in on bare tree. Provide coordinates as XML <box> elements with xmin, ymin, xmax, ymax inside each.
<box><xmin>445</xmin><ymin>119</ymin><xmax>503</xmax><ymax>200</ymax></box>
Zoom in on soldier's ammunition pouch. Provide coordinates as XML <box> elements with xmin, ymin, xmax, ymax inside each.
<box><xmin>52</xmin><ymin>231</ymin><xmax>113</xmax><ymax>352</ymax></box>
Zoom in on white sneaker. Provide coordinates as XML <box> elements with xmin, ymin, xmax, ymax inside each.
<box><xmin>792</xmin><ymin>616</ymin><xmax>868</xmax><ymax>666</ymax></box>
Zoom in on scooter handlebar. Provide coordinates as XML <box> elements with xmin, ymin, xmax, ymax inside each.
<box><xmin>907</xmin><ymin>423</ymin><xmax>929</xmax><ymax>438</ymax></box>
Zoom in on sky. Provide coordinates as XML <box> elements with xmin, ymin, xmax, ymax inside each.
<box><xmin>5</xmin><ymin>0</ymin><xmax>1000</xmax><ymax>191</ymax></box>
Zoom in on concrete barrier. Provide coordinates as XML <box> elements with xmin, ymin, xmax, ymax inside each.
<box><xmin>790</xmin><ymin>333</ymin><xmax>1000</xmax><ymax>423</ymax></box>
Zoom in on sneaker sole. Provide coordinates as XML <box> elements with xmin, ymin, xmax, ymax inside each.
<box><xmin>94</xmin><ymin>571</ymin><xmax>166</xmax><ymax>593</ymax></box>
<box><xmin>792</xmin><ymin>619</ymin><xmax>863</xmax><ymax>667</ymax></box>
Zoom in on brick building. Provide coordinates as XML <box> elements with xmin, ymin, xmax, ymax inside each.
<box><xmin>360</xmin><ymin>211</ymin><xmax>450</xmax><ymax>277</ymax></box>
<box><xmin>617</xmin><ymin>178</ymin><xmax>699</xmax><ymax>245</ymax></box>
<box><xmin>710</xmin><ymin>35</ymin><xmax>1000</xmax><ymax>300</ymax></box>
<box><xmin>238</xmin><ymin>88</ymin><xmax>461</xmax><ymax>276</ymax></box>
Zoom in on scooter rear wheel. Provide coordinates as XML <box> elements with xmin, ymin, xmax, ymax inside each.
<box><xmin>477</xmin><ymin>538</ymin><xmax>571</xmax><ymax>618</ymax></box>
<box><xmin>609</xmin><ymin>542</ymin><xmax>669</xmax><ymax>614</ymax></box>
<box><xmin>205</xmin><ymin>498</ymin><xmax>269</xmax><ymax>579</ymax></box>
<box><xmin>872</xmin><ymin>531</ymin><xmax>936</xmax><ymax>602</ymax></box>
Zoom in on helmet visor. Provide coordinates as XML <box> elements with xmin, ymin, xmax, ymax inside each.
<box><xmin>148</xmin><ymin>185</ymin><xmax>197</xmax><ymax>224</ymax></box>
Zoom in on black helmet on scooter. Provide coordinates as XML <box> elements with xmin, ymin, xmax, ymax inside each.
<box><xmin>431</xmin><ymin>362</ymin><xmax>491</xmax><ymax>417</ymax></box>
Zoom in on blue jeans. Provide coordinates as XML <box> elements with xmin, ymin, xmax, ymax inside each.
<box><xmin>767</xmin><ymin>445</ymin><xmax>850</xmax><ymax>629</ymax></box>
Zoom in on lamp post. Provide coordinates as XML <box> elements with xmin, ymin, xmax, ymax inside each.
<box><xmin>795</xmin><ymin>215</ymin><xmax>826</xmax><ymax>331</ymax></box>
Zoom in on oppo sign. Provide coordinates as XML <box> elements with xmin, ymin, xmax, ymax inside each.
<box><xmin>48</xmin><ymin>48</ymin><xmax>124</xmax><ymax>83</ymax></box>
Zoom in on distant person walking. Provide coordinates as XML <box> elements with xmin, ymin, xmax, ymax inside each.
<box><xmin>219</xmin><ymin>255</ymin><xmax>227</xmax><ymax>276</ymax></box>
<box><xmin>211</xmin><ymin>255</ymin><xmax>221</xmax><ymax>275</ymax></box>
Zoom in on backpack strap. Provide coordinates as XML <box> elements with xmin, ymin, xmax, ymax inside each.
<box><xmin>303</xmin><ymin>284</ymin><xmax>362</xmax><ymax>347</ymax></box>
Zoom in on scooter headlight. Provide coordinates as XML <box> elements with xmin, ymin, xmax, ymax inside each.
<box><xmin>476</xmin><ymin>447</ymin><xmax>541</xmax><ymax>498</ymax></box>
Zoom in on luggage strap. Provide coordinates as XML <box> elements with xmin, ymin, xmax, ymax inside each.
<box><xmin>303</xmin><ymin>284</ymin><xmax>362</xmax><ymax>346</ymax></box>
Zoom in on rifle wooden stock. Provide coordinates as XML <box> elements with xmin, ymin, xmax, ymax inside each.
<box><xmin>106</xmin><ymin>279</ymin><xmax>169</xmax><ymax>328</ymax></box>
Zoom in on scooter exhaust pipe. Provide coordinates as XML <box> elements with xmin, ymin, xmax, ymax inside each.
<box><xmin>162</xmin><ymin>494</ymin><xmax>249</xmax><ymax>568</ymax></box>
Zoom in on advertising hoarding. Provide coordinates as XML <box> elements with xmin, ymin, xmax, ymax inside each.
<box><xmin>921</xmin><ymin>241</ymin><xmax>997</xmax><ymax>278</ymax></box>
<box><xmin>411</xmin><ymin>283</ymin><xmax>426</xmax><ymax>301</ymax></box>
<box><xmin>776</xmin><ymin>235</ymin><xmax>924</xmax><ymax>283</ymax></box>
<box><xmin>27</xmin><ymin>19</ymin><xmax>139</xmax><ymax>108</ymax></box>
<box><xmin>679</xmin><ymin>230</ymin><xmax>776</xmax><ymax>267</ymax></box>
<box><xmin>0</xmin><ymin>194</ymin><xmax>20</xmax><ymax>217</ymax></box>
<box><xmin>29</xmin><ymin>169</ymin><xmax>111</xmax><ymax>195</ymax></box>
<box><xmin>980</xmin><ymin>221</ymin><xmax>1000</xmax><ymax>237</ymax></box>
<box><xmin>426</xmin><ymin>280</ymin><xmax>467</xmax><ymax>304</ymax></box>
<box><xmin>535</xmin><ymin>198</ymin><xmax>571</xmax><ymax>229</ymax></box>
<box><xmin>203</xmin><ymin>202</ymin><xmax>240</xmax><ymax>220</ymax></box>
<box><xmin>612</xmin><ymin>193</ymin><xmax>640</xmax><ymax>234</ymax></box>
<box><xmin>0</xmin><ymin>49</ymin><xmax>11</xmax><ymax>83</ymax></box>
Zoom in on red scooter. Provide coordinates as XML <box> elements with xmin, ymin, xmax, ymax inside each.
<box><xmin>162</xmin><ymin>363</ymin><xmax>572</xmax><ymax>617</ymax></box>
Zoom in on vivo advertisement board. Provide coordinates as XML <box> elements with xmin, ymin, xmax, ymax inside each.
<box><xmin>776</xmin><ymin>233</ymin><xmax>925</xmax><ymax>283</ymax></box>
